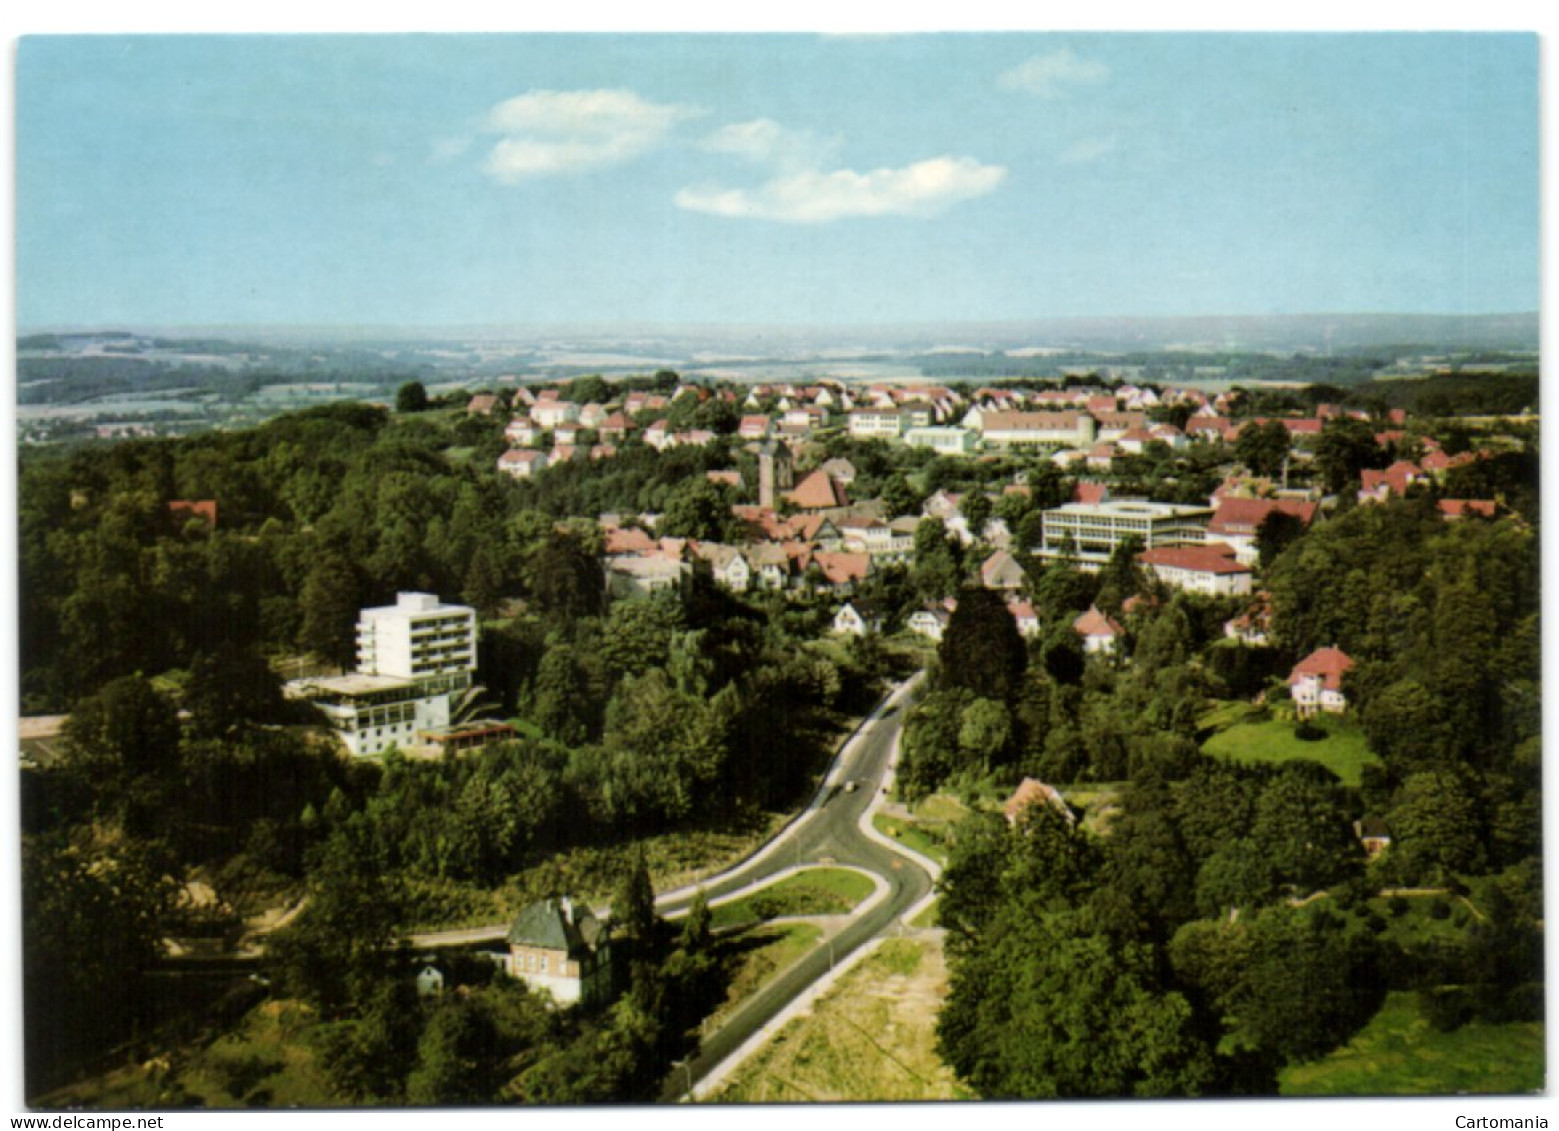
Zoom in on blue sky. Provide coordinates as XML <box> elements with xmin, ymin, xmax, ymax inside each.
<box><xmin>15</xmin><ymin>32</ymin><xmax>1539</xmax><ymax>329</ymax></box>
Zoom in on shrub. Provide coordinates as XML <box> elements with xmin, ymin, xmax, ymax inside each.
<box><xmin>1417</xmin><ymin>986</ymin><xmax>1474</xmax><ymax>1032</ymax></box>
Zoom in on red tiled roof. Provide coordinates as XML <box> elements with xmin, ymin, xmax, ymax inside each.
<box><xmin>1208</xmin><ymin>497</ymin><xmax>1318</xmax><ymax>537</ymax></box>
<box><xmin>1289</xmin><ymin>646</ymin><xmax>1354</xmax><ymax>692</ymax></box>
<box><xmin>1003</xmin><ymin>778</ymin><xmax>1073</xmax><ymax>824</ymax></box>
<box><xmin>787</xmin><ymin>469</ymin><xmax>850</xmax><ymax>510</ymax></box>
<box><xmin>169</xmin><ymin>499</ymin><xmax>217</xmax><ymax>526</ymax></box>
<box><xmin>1438</xmin><ymin>499</ymin><xmax>1498</xmax><ymax>519</ymax></box>
<box><xmin>813</xmin><ymin>551</ymin><xmax>871</xmax><ymax>585</ymax></box>
<box><xmin>1137</xmin><ymin>546</ymin><xmax>1251</xmax><ymax>575</ymax></box>
<box><xmin>1073</xmin><ymin>605</ymin><xmax>1124</xmax><ymax>638</ymax></box>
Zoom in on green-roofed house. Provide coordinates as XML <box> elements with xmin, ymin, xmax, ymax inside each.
<box><xmin>506</xmin><ymin>896</ymin><xmax>615</xmax><ymax>1007</ymax></box>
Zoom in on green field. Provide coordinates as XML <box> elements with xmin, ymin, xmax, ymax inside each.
<box><xmin>1201</xmin><ymin>710</ymin><xmax>1381</xmax><ymax>787</ymax></box>
<box><xmin>708</xmin><ymin>867</ymin><xmax>876</xmax><ymax>931</ymax></box>
<box><xmin>1280</xmin><ymin>992</ymin><xmax>1545</xmax><ymax>1096</ymax></box>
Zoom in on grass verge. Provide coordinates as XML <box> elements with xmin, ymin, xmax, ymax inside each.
<box><xmin>708</xmin><ymin>868</ymin><xmax>876</xmax><ymax>932</ymax></box>
<box><xmin>705</xmin><ymin>937</ymin><xmax>969</xmax><ymax>1103</ymax></box>
<box><xmin>707</xmin><ymin>923</ymin><xmax>824</xmax><ymax>1031</ymax></box>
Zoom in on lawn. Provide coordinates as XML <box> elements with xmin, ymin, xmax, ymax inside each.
<box><xmin>872</xmin><ymin>790</ymin><xmax>973</xmax><ymax>867</ymax></box>
<box><xmin>1201</xmin><ymin>710</ymin><xmax>1381</xmax><ymax>787</ymax></box>
<box><xmin>708</xmin><ymin>868</ymin><xmax>876</xmax><ymax>931</ymax></box>
<box><xmin>706</xmin><ymin>937</ymin><xmax>969</xmax><ymax>1103</ymax></box>
<box><xmin>1280</xmin><ymin>992</ymin><xmax>1545</xmax><ymax>1096</ymax></box>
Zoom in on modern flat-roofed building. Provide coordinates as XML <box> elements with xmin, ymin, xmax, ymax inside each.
<box><xmin>287</xmin><ymin>592</ymin><xmax>478</xmax><ymax>757</ymax></box>
<box><xmin>357</xmin><ymin>592</ymin><xmax>477</xmax><ymax>681</ymax></box>
<box><xmin>904</xmin><ymin>425</ymin><xmax>977</xmax><ymax>454</ymax></box>
<box><xmin>1038</xmin><ymin>499</ymin><xmax>1214</xmax><ymax>571</ymax></box>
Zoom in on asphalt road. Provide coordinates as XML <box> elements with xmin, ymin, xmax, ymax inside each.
<box><xmin>656</xmin><ymin>673</ymin><xmax>935</xmax><ymax>1101</ymax></box>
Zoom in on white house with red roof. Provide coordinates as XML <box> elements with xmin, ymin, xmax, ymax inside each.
<box><xmin>1289</xmin><ymin>646</ymin><xmax>1354</xmax><ymax>717</ymax></box>
<box><xmin>1073</xmin><ymin>605</ymin><xmax>1125</xmax><ymax>654</ymax></box>
<box><xmin>1359</xmin><ymin>460</ymin><xmax>1425</xmax><ymax>504</ymax></box>
<box><xmin>1137</xmin><ymin>545</ymin><xmax>1253</xmax><ymax>597</ymax></box>
<box><xmin>497</xmin><ymin>449</ymin><xmax>548</xmax><ymax>479</ymax></box>
<box><xmin>1008</xmin><ymin>599</ymin><xmax>1041</xmax><ymax>639</ymax></box>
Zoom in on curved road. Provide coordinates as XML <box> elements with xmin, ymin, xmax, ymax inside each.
<box><xmin>653</xmin><ymin>672</ymin><xmax>935</xmax><ymax>1101</ymax></box>
<box><xmin>399</xmin><ymin>672</ymin><xmax>934</xmax><ymax>1101</ymax></box>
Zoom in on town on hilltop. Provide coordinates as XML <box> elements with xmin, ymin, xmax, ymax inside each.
<box><xmin>18</xmin><ymin>358</ymin><xmax>1542</xmax><ymax>1106</ymax></box>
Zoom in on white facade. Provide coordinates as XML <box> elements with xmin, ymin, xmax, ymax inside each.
<box><xmin>285</xmin><ymin>592</ymin><xmax>479</xmax><ymax>757</ymax></box>
<box><xmin>1038</xmin><ymin>500</ymin><xmax>1214</xmax><ymax>571</ymax></box>
<box><xmin>1291</xmin><ymin>674</ymin><xmax>1348</xmax><ymax>716</ymax></box>
<box><xmin>357</xmin><ymin>592</ymin><xmax>477</xmax><ymax>681</ymax></box>
<box><xmin>904</xmin><ymin>426</ymin><xmax>977</xmax><ymax>454</ymax></box>
<box><xmin>848</xmin><ymin>410</ymin><xmax>904</xmax><ymax>439</ymax></box>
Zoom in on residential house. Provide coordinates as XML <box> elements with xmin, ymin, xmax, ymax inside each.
<box><xmin>1008</xmin><ymin>599</ymin><xmax>1041</xmax><ymax>639</ymax></box>
<box><xmin>467</xmin><ymin>393</ymin><xmax>501</xmax><ymax>416</ymax></box>
<box><xmin>1438</xmin><ymin>499</ymin><xmax>1498</xmax><ymax>521</ymax></box>
<box><xmin>1354</xmin><ymin>817</ymin><xmax>1393</xmax><ymax>859</ymax></box>
<box><xmin>1223</xmin><ymin>594</ymin><xmax>1273</xmax><ymax>646</ymax></box>
<box><xmin>907</xmin><ymin>605</ymin><xmax>952</xmax><ymax>642</ymax></box>
<box><xmin>1003</xmin><ymin>778</ymin><xmax>1075</xmax><ymax>826</ymax></box>
<box><xmin>506</xmin><ymin>897</ymin><xmax>615</xmax><ymax>1007</ymax></box>
<box><xmin>738</xmin><ymin>415</ymin><xmax>773</xmax><ymax>441</ymax></box>
<box><xmin>832</xmin><ymin>600</ymin><xmax>885</xmax><ymax>637</ymax></box>
<box><xmin>1289</xmin><ymin>646</ymin><xmax>1354</xmax><ymax>717</ymax></box>
<box><xmin>505</xmin><ymin>418</ymin><xmax>541</xmax><ymax>447</ymax></box>
<box><xmin>811</xmin><ymin>551</ymin><xmax>872</xmax><ymax>591</ymax></box>
<box><xmin>980</xmin><ymin>549</ymin><xmax>1026</xmax><ymax>591</ymax></box>
<box><xmin>1358</xmin><ymin>460</ymin><xmax>1425</xmax><ymax>504</ymax></box>
<box><xmin>531</xmin><ymin>399</ymin><xmax>581</xmax><ymax>429</ymax></box>
<box><xmin>1073</xmin><ymin>605</ymin><xmax>1125</xmax><ymax>655</ymax></box>
<box><xmin>697</xmin><ymin>543</ymin><xmax>753</xmax><ymax>593</ymax></box>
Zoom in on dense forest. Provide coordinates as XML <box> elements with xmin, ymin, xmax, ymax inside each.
<box><xmin>18</xmin><ymin>397</ymin><xmax>894</xmax><ymax>1098</ymax></box>
<box><xmin>912</xmin><ymin>491</ymin><xmax>1542</xmax><ymax>1096</ymax></box>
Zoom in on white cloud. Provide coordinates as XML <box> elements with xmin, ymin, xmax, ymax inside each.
<box><xmin>699</xmin><ymin>118</ymin><xmax>841</xmax><ymax>172</ymax></box>
<box><xmin>1058</xmin><ymin>136</ymin><xmax>1118</xmax><ymax>165</ymax></box>
<box><xmin>674</xmin><ymin>156</ymin><xmax>1007</xmax><ymax>224</ymax></box>
<box><xmin>999</xmin><ymin>49</ymin><xmax>1110</xmax><ymax>99</ymax></box>
<box><xmin>481</xmin><ymin>88</ymin><xmax>701</xmax><ymax>182</ymax></box>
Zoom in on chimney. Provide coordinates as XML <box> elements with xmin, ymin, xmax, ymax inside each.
<box><xmin>558</xmin><ymin>896</ymin><xmax>573</xmax><ymax>923</ymax></box>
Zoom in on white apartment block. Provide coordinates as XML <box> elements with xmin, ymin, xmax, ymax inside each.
<box><xmin>357</xmin><ymin>592</ymin><xmax>478</xmax><ymax>680</ymax></box>
<box><xmin>285</xmin><ymin>592</ymin><xmax>478</xmax><ymax>757</ymax></box>
<box><xmin>1038</xmin><ymin>500</ymin><xmax>1214</xmax><ymax>571</ymax></box>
